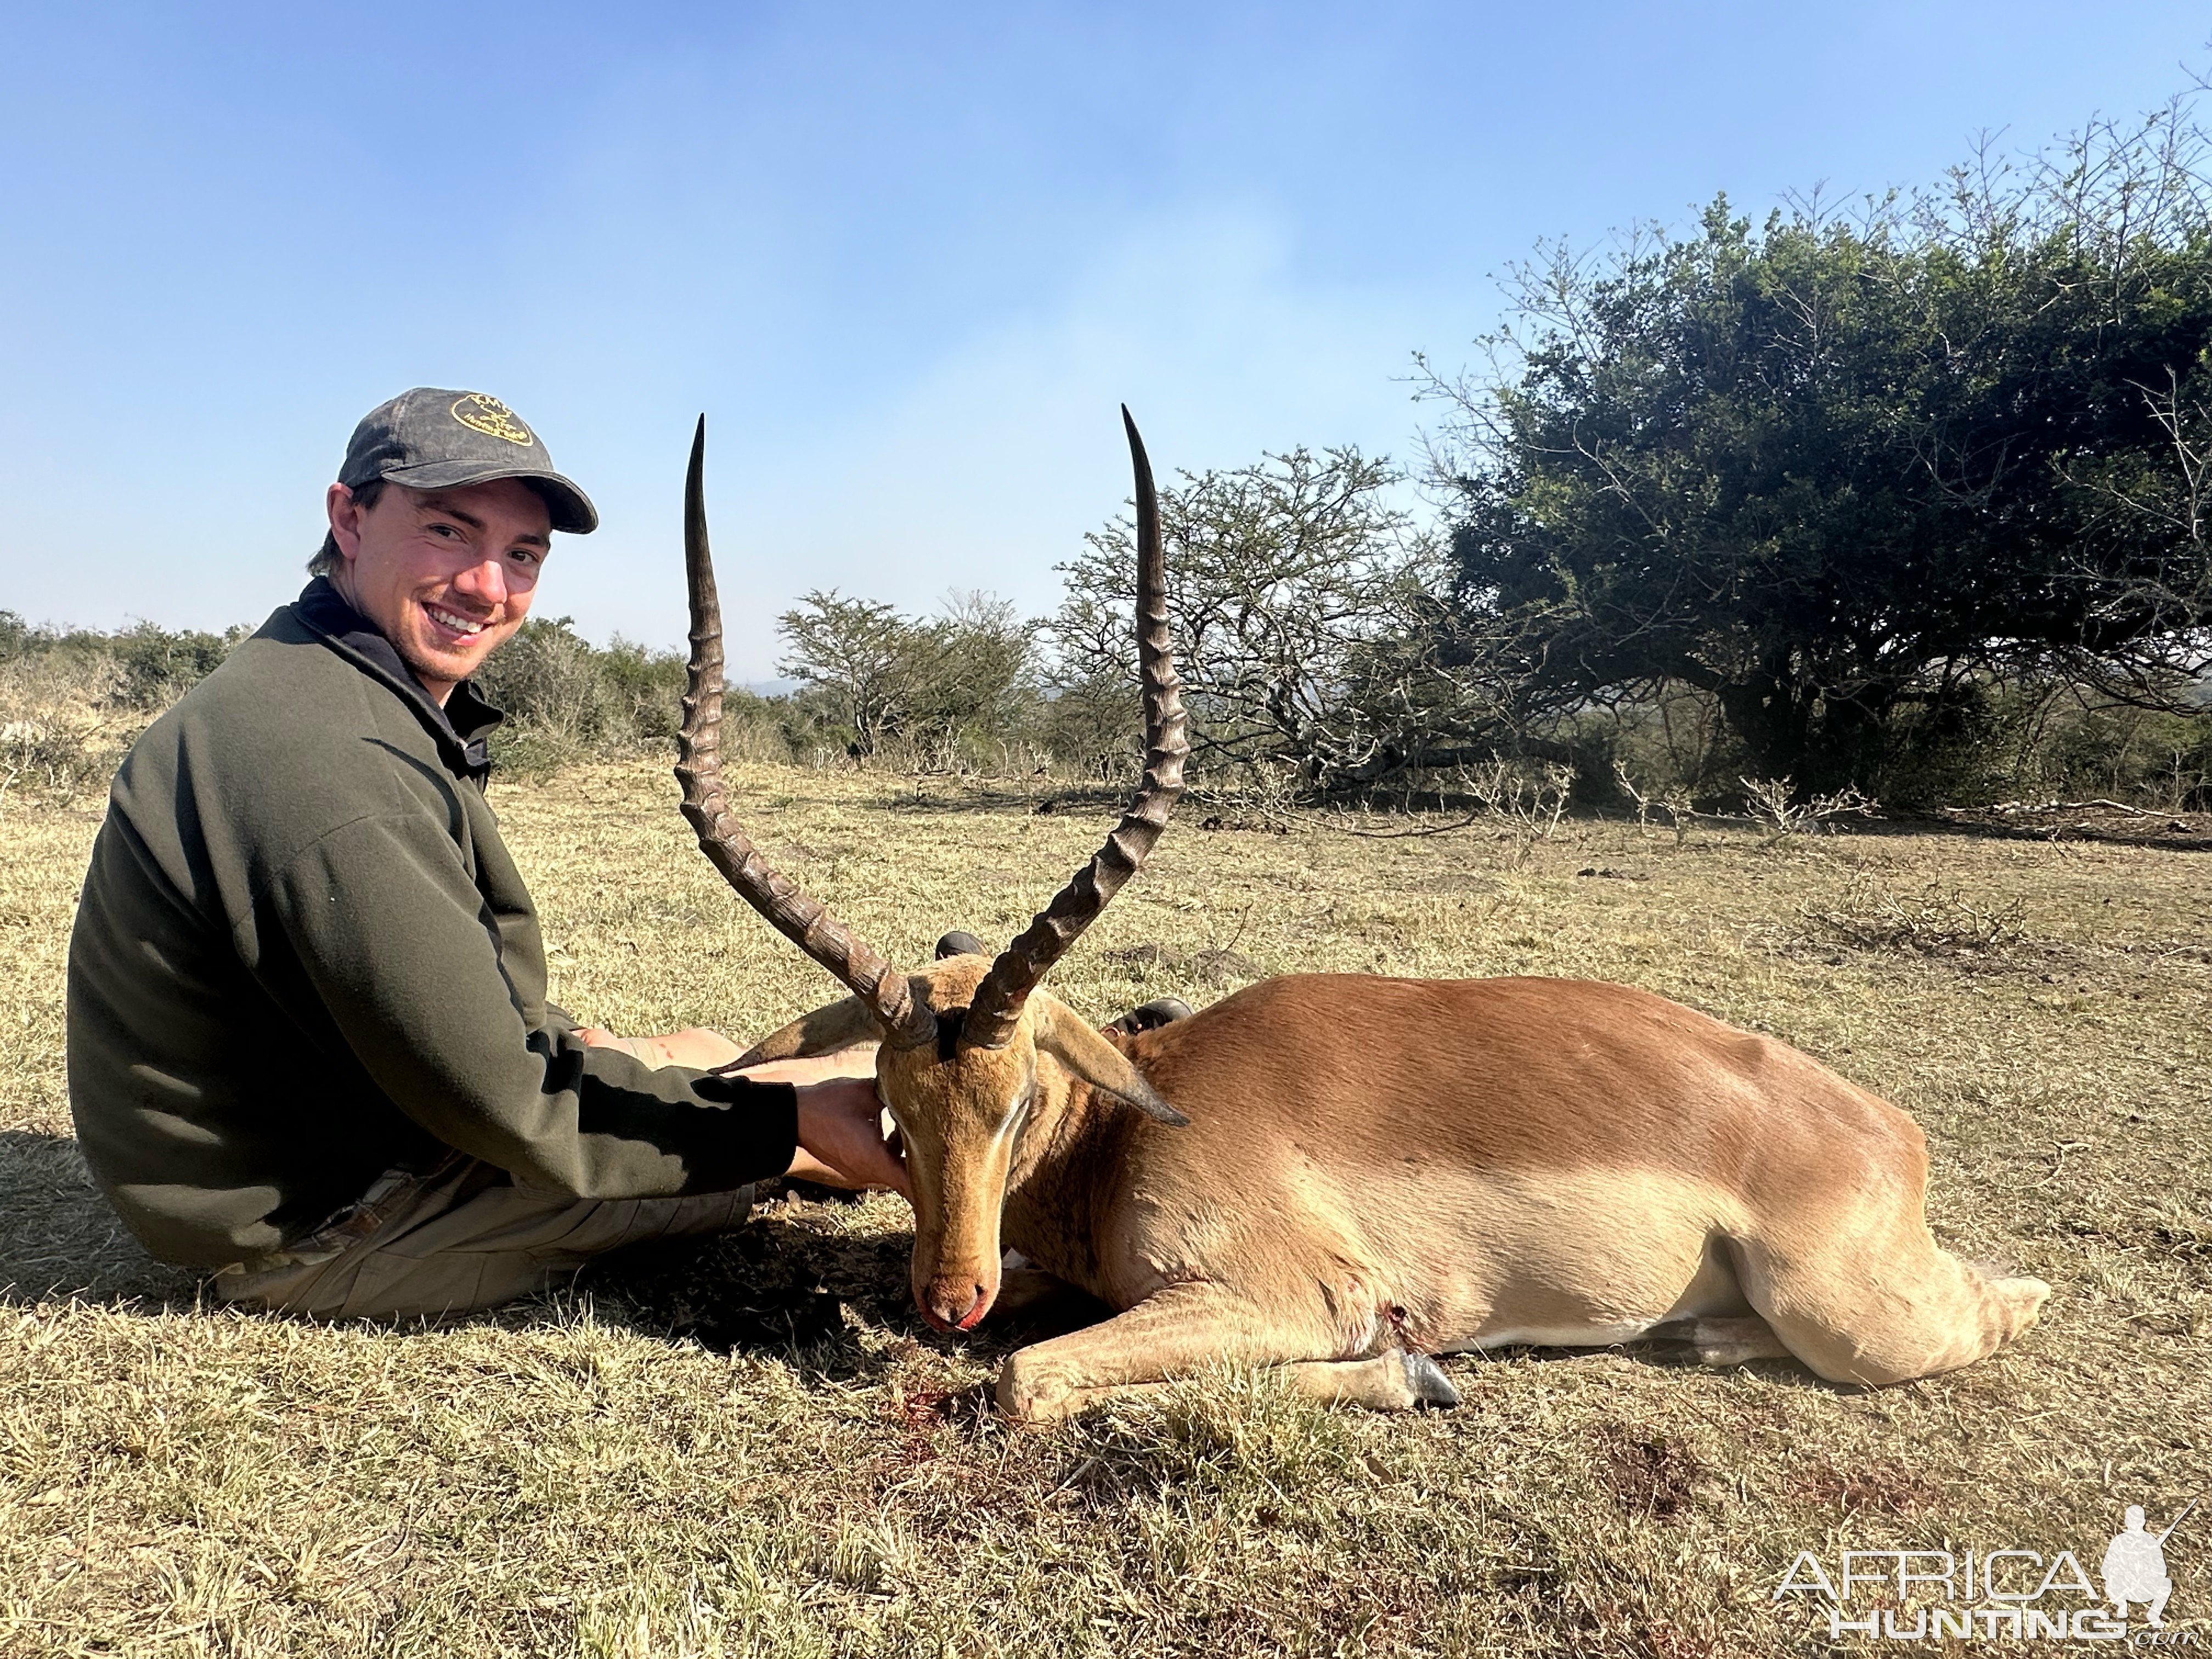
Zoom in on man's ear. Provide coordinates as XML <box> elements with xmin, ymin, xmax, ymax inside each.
<box><xmin>1033</xmin><ymin>996</ymin><xmax>1190</xmax><ymax>1126</ymax></box>
<box><xmin>326</xmin><ymin>482</ymin><xmax>366</xmax><ymax>563</ymax></box>
<box><xmin>731</xmin><ymin>996</ymin><xmax>884</xmax><ymax>1065</ymax></box>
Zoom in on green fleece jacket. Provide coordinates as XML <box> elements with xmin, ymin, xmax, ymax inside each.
<box><xmin>66</xmin><ymin>578</ymin><xmax>797</xmax><ymax>1271</ymax></box>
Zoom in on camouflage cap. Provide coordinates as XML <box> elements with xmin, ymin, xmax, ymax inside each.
<box><xmin>338</xmin><ymin>388</ymin><xmax>599</xmax><ymax>534</ymax></box>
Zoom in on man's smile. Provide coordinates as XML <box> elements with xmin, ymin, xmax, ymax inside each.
<box><xmin>423</xmin><ymin>601</ymin><xmax>494</xmax><ymax>641</ymax></box>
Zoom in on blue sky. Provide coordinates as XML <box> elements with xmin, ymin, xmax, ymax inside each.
<box><xmin>2</xmin><ymin>3</ymin><xmax>2206</xmax><ymax>678</ymax></box>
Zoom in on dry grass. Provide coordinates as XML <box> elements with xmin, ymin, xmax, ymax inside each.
<box><xmin>2</xmin><ymin>759</ymin><xmax>2208</xmax><ymax>1656</ymax></box>
<box><xmin>0</xmin><ymin>656</ymin><xmax>137</xmax><ymax>804</ymax></box>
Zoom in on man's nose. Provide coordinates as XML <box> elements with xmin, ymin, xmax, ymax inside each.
<box><xmin>452</xmin><ymin>559</ymin><xmax>509</xmax><ymax>607</ymax></box>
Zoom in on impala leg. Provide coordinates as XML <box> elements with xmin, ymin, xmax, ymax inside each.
<box><xmin>1646</xmin><ymin>1314</ymin><xmax>1795</xmax><ymax>1366</ymax></box>
<box><xmin>1282</xmin><ymin>1351</ymin><xmax>1461</xmax><ymax>1409</ymax></box>
<box><xmin>988</xmin><ymin>1255</ymin><xmax>1111</xmax><ymax>1330</ymax></box>
<box><xmin>1737</xmin><ymin>1215</ymin><xmax>2051</xmax><ymax>1386</ymax></box>
<box><xmin>1017</xmin><ymin>1351</ymin><xmax>1460</xmax><ymax>1419</ymax></box>
<box><xmin>995</xmin><ymin>1281</ymin><xmax>1458</xmax><ymax>1420</ymax></box>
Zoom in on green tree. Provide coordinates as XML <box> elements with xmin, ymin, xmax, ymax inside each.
<box><xmin>775</xmin><ymin>591</ymin><xmax>911</xmax><ymax>753</ymax></box>
<box><xmin>1421</xmin><ymin>99</ymin><xmax>2212</xmax><ymax>796</ymax></box>
<box><xmin>109</xmin><ymin>620</ymin><xmax>238</xmax><ymax>710</ymax></box>
<box><xmin>776</xmin><ymin>589</ymin><xmax>1039</xmax><ymax>763</ymax></box>
<box><xmin>1050</xmin><ymin>447</ymin><xmax>1512</xmax><ymax>791</ymax></box>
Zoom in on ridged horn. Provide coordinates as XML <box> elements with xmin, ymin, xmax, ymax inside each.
<box><xmin>674</xmin><ymin>416</ymin><xmax>937</xmax><ymax>1050</ymax></box>
<box><xmin>962</xmin><ymin>407</ymin><xmax>1189</xmax><ymax>1051</ymax></box>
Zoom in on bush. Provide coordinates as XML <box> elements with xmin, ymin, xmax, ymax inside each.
<box><xmin>1801</xmin><ymin>874</ymin><xmax>2027</xmax><ymax>956</ymax></box>
<box><xmin>470</xmin><ymin>617</ymin><xmax>800</xmax><ymax>775</ymax></box>
<box><xmin>109</xmin><ymin>621</ymin><xmax>238</xmax><ymax>711</ymax></box>
<box><xmin>776</xmin><ymin>589</ymin><xmax>1045</xmax><ymax>771</ymax></box>
<box><xmin>0</xmin><ymin>604</ymin><xmax>829</xmax><ymax>789</ymax></box>
<box><xmin>471</xmin><ymin>617</ymin><xmax>627</xmax><ymax>752</ymax></box>
<box><xmin>0</xmin><ymin>613</ymin><xmax>246</xmax><ymax>800</ymax></box>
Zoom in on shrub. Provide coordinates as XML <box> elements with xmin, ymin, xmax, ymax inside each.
<box><xmin>472</xmin><ymin>617</ymin><xmax>625</xmax><ymax>751</ymax></box>
<box><xmin>109</xmin><ymin>621</ymin><xmax>238</xmax><ymax>712</ymax></box>
<box><xmin>471</xmin><ymin>617</ymin><xmax>798</xmax><ymax>774</ymax></box>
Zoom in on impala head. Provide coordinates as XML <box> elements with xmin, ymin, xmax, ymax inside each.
<box><xmin>673</xmin><ymin>408</ymin><xmax>1190</xmax><ymax>1333</ymax></box>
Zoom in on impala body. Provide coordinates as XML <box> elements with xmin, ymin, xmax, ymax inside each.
<box><xmin>676</xmin><ymin>411</ymin><xmax>2049</xmax><ymax>1419</ymax></box>
<box><xmin>744</xmin><ymin>960</ymin><xmax>2049</xmax><ymax>1417</ymax></box>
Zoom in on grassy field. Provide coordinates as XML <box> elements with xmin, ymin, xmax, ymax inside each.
<box><xmin>2</xmin><ymin>759</ymin><xmax>2208</xmax><ymax>1657</ymax></box>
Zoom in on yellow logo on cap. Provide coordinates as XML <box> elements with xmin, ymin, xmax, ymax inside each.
<box><xmin>450</xmin><ymin>393</ymin><xmax>535</xmax><ymax>448</ymax></box>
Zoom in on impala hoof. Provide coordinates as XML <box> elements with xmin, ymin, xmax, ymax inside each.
<box><xmin>1403</xmin><ymin>1352</ymin><xmax>1460</xmax><ymax>1408</ymax></box>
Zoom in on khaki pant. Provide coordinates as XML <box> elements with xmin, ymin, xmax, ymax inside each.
<box><xmin>211</xmin><ymin>1155</ymin><xmax>755</xmax><ymax>1320</ymax></box>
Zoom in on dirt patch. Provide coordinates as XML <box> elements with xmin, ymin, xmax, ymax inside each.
<box><xmin>1593</xmin><ymin>1423</ymin><xmax>1705</xmax><ymax>1519</ymax></box>
<box><xmin>1792</xmin><ymin>1458</ymin><xmax>1943</xmax><ymax>1516</ymax></box>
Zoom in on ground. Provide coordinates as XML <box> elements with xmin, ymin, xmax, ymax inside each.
<box><xmin>1</xmin><ymin>759</ymin><xmax>2206</xmax><ymax>1657</ymax></box>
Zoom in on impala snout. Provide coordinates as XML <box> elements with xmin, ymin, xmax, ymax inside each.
<box><xmin>905</xmin><ymin>1133</ymin><xmax>1013</xmax><ymax>1334</ymax></box>
<box><xmin>909</xmin><ymin>1171</ymin><xmax>1008</xmax><ymax>1331</ymax></box>
<box><xmin>921</xmin><ymin>1272</ymin><xmax>995</xmax><ymax>1331</ymax></box>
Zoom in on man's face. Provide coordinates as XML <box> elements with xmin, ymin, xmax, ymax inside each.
<box><xmin>325</xmin><ymin>476</ymin><xmax>551</xmax><ymax>703</ymax></box>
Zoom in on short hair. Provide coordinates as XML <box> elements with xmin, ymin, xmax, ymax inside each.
<box><xmin>307</xmin><ymin>477</ymin><xmax>388</xmax><ymax>577</ymax></box>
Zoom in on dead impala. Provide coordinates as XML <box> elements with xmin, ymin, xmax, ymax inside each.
<box><xmin>674</xmin><ymin>411</ymin><xmax>2050</xmax><ymax>1421</ymax></box>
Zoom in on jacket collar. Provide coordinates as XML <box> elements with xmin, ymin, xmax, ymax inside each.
<box><xmin>291</xmin><ymin>577</ymin><xmax>504</xmax><ymax>783</ymax></box>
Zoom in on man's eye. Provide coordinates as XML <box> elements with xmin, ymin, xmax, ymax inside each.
<box><xmin>428</xmin><ymin>523</ymin><xmax>461</xmax><ymax>538</ymax></box>
<box><xmin>509</xmin><ymin>550</ymin><xmax>541</xmax><ymax>568</ymax></box>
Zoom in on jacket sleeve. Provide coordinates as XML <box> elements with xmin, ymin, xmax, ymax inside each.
<box><xmin>249</xmin><ymin>810</ymin><xmax>797</xmax><ymax>1199</ymax></box>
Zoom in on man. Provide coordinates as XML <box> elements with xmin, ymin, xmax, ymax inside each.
<box><xmin>66</xmin><ymin>388</ymin><xmax>901</xmax><ymax>1321</ymax></box>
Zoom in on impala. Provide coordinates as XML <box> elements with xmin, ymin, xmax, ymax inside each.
<box><xmin>674</xmin><ymin>411</ymin><xmax>2050</xmax><ymax>1420</ymax></box>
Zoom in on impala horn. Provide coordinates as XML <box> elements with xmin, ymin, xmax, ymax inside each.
<box><xmin>674</xmin><ymin>416</ymin><xmax>938</xmax><ymax>1049</ymax></box>
<box><xmin>962</xmin><ymin>407</ymin><xmax>1189</xmax><ymax>1051</ymax></box>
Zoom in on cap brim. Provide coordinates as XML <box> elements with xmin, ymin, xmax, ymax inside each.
<box><xmin>377</xmin><ymin>459</ymin><xmax>599</xmax><ymax>534</ymax></box>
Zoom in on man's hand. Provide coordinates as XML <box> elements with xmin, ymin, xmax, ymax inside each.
<box><xmin>579</xmin><ymin>1031</ymin><xmax>906</xmax><ymax>1198</ymax></box>
<box><xmin>789</xmin><ymin>1079</ymin><xmax>910</xmax><ymax>1197</ymax></box>
<box><xmin>730</xmin><ymin>1051</ymin><xmax>910</xmax><ymax>1200</ymax></box>
<box><xmin>574</xmin><ymin>1025</ymin><xmax>743</xmax><ymax>1071</ymax></box>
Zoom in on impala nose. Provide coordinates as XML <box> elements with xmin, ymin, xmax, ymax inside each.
<box><xmin>922</xmin><ymin>1277</ymin><xmax>991</xmax><ymax>1331</ymax></box>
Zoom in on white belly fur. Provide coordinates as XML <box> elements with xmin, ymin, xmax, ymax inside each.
<box><xmin>1393</xmin><ymin>1166</ymin><xmax>1755</xmax><ymax>1356</ymax></box>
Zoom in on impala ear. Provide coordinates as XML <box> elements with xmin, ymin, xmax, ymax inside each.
<box><xmin>731</xmin><ymin>996</ymin><xmax>884</xmax><ymax>1065</ymax></box>
<box><xmin>1032</xmin><ymin>996</ymin><xmax>1190</xmax><ymax>1126</ymax></box>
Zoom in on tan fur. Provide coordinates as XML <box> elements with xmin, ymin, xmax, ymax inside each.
<box><xmin>747</xmin><ymin>963</ymin><xmax>2050</xmax><ymax>1419</ymax></box>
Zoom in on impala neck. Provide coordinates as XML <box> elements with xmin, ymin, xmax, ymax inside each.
<box><xmin>997</xmin><ymin>1054</ymin><xmax>1140</xmax><ymax>1293</ymax></box>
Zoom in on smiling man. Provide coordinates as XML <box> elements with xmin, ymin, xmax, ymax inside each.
<box><xmin>65</xmin><ymin>388</ymin><xmax>902</xmax><ymax>1319</ymax></box>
